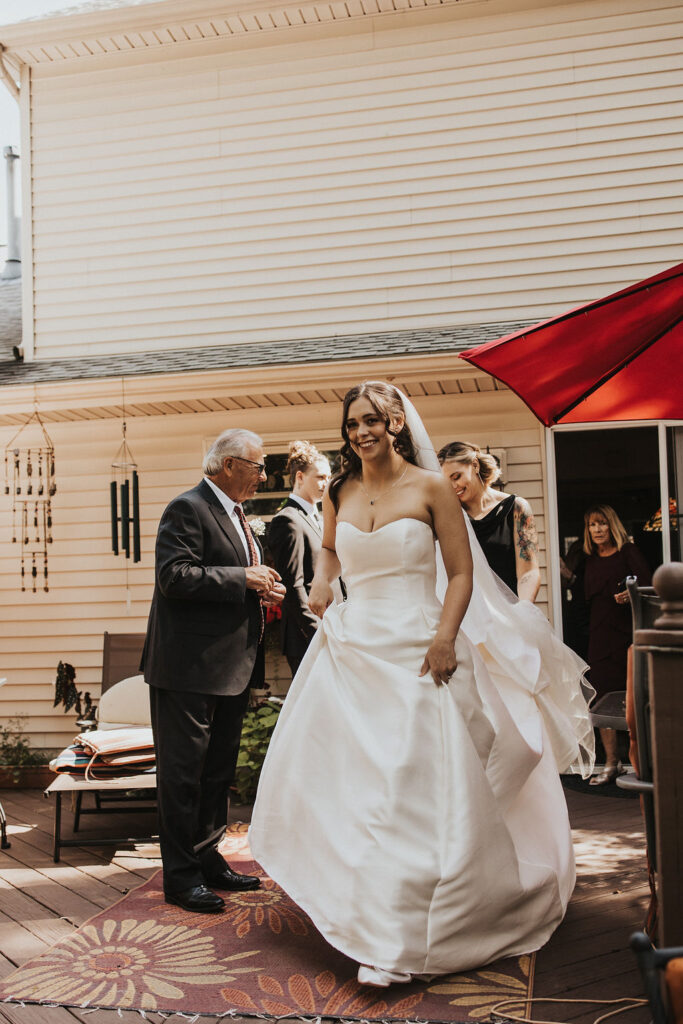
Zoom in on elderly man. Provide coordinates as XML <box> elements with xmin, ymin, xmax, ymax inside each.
<box><xmin>142</xmin><ymin>428</ymin><xmax>285</xmax><ymax>913</ymax></box>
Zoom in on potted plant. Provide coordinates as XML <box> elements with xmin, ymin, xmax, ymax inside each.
<box><xmin>232</xmin><ymin>697</ymin><xmax>283</xmax><ymax>803</ymax></box>
<box><xmin>0</xmin><ymin>716</ymin><xmax>52</xmax><ymax>788</ymax></box>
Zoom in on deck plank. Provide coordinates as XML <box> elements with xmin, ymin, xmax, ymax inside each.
<box><xmin>1</xmin><ymin>785</ymin><xmax>651</xmax><ymax>1024</ymax></box>
<box><xmin>533</xmin><ymin>787</ymin><xmax>649</xmax><ymax>1024</ymax></box>
<box><xmin>0</xmin><ymin>789</ymin><xmax>159</xmax><ymax>879</ymax></box>
<box><xmin>0</xmin><ymin>831</ymin><xmax>148</xmax><ymax>903</ymax></box>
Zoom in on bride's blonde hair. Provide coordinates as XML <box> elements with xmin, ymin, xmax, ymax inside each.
<box><xmin>437</xmin><ymin>441</ymin><xmax>500</xmax><ymax>486</ymax></box>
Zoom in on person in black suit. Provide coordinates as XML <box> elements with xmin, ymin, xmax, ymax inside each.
<box><xmin>267</xmin><ymin>441</ymin><xmax>330</xmax><ymax>676</ymax></box>
<box><xmin>142</xmin><ymin>428</ymin><xmax>285</xmax><ymax>913</ymax></box>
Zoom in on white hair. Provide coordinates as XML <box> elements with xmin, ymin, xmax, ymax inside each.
<box><xmin>203</xmin><ymin>428</ymin><xmax>263</xmax><ymax>475</ymax></box>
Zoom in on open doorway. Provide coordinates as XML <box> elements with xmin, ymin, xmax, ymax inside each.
<box><xmin>554</xmin><ymin>426</ymin><xmax>663</xmax><ymax>657</ymax></box>
<box><xmin>555</xmin><ymin>427</ymin><xmax>663</xmax><ymax>571</ymax></box>
<box><xmin>666</xmin><ymin>426</ymin><xmax>683</xmax><ymax>562</ymax></box>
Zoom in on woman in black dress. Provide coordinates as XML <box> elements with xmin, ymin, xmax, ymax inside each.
<box><xmin>583</xmin><ymin>504</ymin><xmax>652</xmax><ymax>785</ymax></box>
<box><xmin>438</xmin><ymin>441</ymin><xmax>541</xmax><ymax>602</ymax></box>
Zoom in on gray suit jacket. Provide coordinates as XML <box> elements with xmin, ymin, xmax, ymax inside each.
<box><xmin>141</xmin><ymin>480</ymin><xmax>264</xmax><ymax>696</ymax></box>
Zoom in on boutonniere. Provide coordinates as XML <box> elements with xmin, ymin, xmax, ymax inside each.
<box><xmin>249</xmin><ymin>517</ymin><xmax>266</xmax><ymax>538</ymax></box>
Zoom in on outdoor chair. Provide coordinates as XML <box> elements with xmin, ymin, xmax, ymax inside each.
<box><xmin>589</xmin><ymin>574</ymin><xmax>658</xmax><ymax>736</ymax></box>
<box><xmin>45</xmin><ymin>632</ymin><xmax>157</xmax><ymax>862</ymax></box>
<box><xmin>616</xmin><ymin>581</ymin><xmax>661</xmax><ymax>858</ymax></box>
<box><xmin>631</xmin><ymin>932</ymin><xmax>683</xmax><ymax>1024</ymax></box>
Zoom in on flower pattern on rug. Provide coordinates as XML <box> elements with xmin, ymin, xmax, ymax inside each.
<box><xmin>428</xmin><ymin>954</ymin><xmax>533</xmax><ymax>1019</ymax></box>
<box><xmin>2</xmin><ymin>918</ymin><xmax>262</xmax><ymax>1011</ymax></box>
<box><xmin>0</xmin><ymin>827</ymin><xmax>534</xmax><ymax>1021</ymax></box>
<box><xmin>221</xmin><ymin>969</ymin><xmax>425</xmax><ymax>1019</ymax></box>
<box><xmin>141</xmin><ymin>876</ymin><xmax>308</xmax><ymax>938</ymax></box>
<box><xmin>222</xmin><ymin>877</ymin><xmax>309</xmax><ymax>938</ymax></box>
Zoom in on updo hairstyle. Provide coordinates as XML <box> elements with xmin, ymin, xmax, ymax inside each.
<box><xmin>436</xmin><ymin>441</ymin><xmax>500</xmax><ymax>486</ymax></box>
<box><xmin>286</xmin><ymin>440</ymin><xmax>324</xmax><ymax>481</ymax></box>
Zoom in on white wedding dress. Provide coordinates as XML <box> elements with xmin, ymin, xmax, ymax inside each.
<box><xmin>249</xmin><ymin>515</ymin><xmax>589</xmax><ymax>976</ymax></box>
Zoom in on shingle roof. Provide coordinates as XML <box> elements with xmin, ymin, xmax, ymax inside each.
<box><xmin>0</xmin><ymin>278</ymin><xmax>22</xmax><ymax>363</ymax></box>
<box><xmin>0</xmin><ymin>0</ymin><xmax>163</xmax><ymax>29</ymax></box>
<box><xmin>0</xmin><ymin>320</ymin><xmax>530</xmax><ymax>387</ymax></box>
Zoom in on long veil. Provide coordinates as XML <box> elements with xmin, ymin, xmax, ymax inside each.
<box><xmin>396</xmin><ymin>387</ymin><xmax>596</xmax><ymax>778</ymax></box>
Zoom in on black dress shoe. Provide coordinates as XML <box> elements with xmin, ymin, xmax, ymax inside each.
<box><xmin>205</xmin><ymin>866</ymin><xmax>261</xmax><ymax>892</ymax></box>
<box><xmin>165</xmin><ymin>884</ymin><xmax>225</xmax><ymax>913</ymax></box>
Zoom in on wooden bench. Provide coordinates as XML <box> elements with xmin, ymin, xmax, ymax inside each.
<box><xmin>44</xmin><ymin>632</ymin><xmax>158</xmax><ymax>862</ymax></box>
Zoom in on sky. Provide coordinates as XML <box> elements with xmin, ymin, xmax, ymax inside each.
<box><xmin>0</xmin><ymin>0</ymin><xmax>72</xmax><ymax>245</ymax></box>
<box><xmin>0</xmin><ymin>0</ymin><xmax>143</xmax><ymax>247</ymax></box>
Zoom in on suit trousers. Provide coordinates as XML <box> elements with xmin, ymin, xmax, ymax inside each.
<box><xmin>149</xmin><ymin>684</ymin><xmax>250</xmax><ymax>893</ymax></box>
<box><xmin>285</xmin><ymin>652</ymin><xmax>304</xmax><ymax>678</ymax></box>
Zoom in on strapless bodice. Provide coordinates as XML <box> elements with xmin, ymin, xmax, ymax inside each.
<box><xmin>335</xmin><ymin>518</ymin><xmax>441</xmax><ymax>617</ymax></box>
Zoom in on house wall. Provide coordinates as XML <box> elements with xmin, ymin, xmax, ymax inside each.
<box><xmin>0</xmin><ymin>386</ymin><xmax>545</xmax><ymax>749</ymax></box>
<box><xmin>26</xmin><ymin>0</ymin><xmax>683</xmax><ymax>359</ymax></box>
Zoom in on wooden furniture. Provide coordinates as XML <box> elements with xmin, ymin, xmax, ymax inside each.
<box><xmin>46</xmin><ymin>771</ymin><xmax>156</xmax><ymax>862</ymax></box>
<box><xmin>617</xmin><ymin>581</ymin><xmax>661</xmax><ymax>865</ymax></box>
<box><xmin>589</xmin><ymin>573</ymin><xmax>661</xmax><ymax>735</ymax></box>
<box><xmin>101</xmin><ymin>631</ymin><xmax>147</xmax><ymax>696</ymax></box>
<box><xmin>631</xmin><ymin>931</ymin><xmax>683</xmax><ymax>1024</ymax></box>
<box><xmin>632</xmin><ymin>563</ymin><xmax>683</xmax><ymax>946</ymax></box>
<box><xmin>0</xmin><ymin>678</ymin><xmax>10</xmax><ymax>851</ymax></box>
<box><xmin>44</xmin><ymin>633</ymin><xmax>157</xmax><ymax>862</ymax></box>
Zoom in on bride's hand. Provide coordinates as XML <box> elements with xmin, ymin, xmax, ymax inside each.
<box><xmin>419</xmin><ymin>638</ymin><xmax>457</xmax><ymax>687</ymax></box>
<box><xmin>308</xmin><ymin>581</ymin><xmax>334</xmax><ymax>618</ymax></box>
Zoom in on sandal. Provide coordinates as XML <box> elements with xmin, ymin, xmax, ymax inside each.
<box><xmin>589</xmin><ymin>764</ymin><xmax>621</xmax><ymax>786</ymax></box>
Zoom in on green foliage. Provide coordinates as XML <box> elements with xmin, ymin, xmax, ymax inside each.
<box><xmin>233</xmin><ymin>698</ymin><xmax>283</xmax><ymax>803</ymax></box>
<box><xmin>0</xmin><ymin>717</ymin><xmax>50</xmax><ymax>779</ymax></box>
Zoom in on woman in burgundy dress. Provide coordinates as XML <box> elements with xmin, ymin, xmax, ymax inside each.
<box><xmin>583</xmin><ymin>504</ymin><xmax>651</xmax><ymax>785</ymax></box>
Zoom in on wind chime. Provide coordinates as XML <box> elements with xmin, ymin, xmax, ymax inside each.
<box><xmin>110</xmin><ymin>385</ymin><xmax>141</xmax><ymax>562</ymax></box>
<box><xmin>3</xmin><ymin>410</ymin><xmax>56</xmax><ymax>593</ymax></box>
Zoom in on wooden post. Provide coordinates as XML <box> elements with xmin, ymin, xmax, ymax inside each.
<box><xmin>635</xmin><ymin>562</ymin><xmax>683</xmax><ymax>946</ymax></box>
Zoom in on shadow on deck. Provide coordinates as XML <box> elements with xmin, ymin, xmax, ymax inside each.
<box><xmin>0</xmin><ymin>783</ymin><xmax>649</xmax><ymax>1024</ymax></box>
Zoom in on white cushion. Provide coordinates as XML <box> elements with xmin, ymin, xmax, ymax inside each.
<box><xmin>98</xmin><ymin>674</ymin><xmax>151</xmax><ymax>728</ymax></box>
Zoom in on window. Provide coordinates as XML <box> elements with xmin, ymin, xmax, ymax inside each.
<box><xmin>243</xmin><ymin>448</ymin><xmax>341</xmax><ymax>519</ymax></box>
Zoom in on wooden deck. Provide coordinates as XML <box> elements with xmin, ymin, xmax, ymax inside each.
<box><xmin>0</xmin><ymin>783</ymin><xmax>650</xmax><ymax>1024</ymax></box>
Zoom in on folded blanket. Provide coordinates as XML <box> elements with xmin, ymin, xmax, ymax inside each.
<box><xmin>50</xmin><ymin>737</ymin><xmax>156</xmax><ymax>781</ymax></box>
<box><xmin>75</xmin><ymin>727</ymin><xmax>154</xmax><ymax>756</ymax></box>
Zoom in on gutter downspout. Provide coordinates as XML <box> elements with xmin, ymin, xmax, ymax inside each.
<box><xmin>2</xmin><ymin>146</ymin><xmax>21</xmax><ymax>280</ymax></box>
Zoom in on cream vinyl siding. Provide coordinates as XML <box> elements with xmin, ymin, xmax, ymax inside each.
<box><xmin>0</xmin><ymin>389</ymin><xmax>545</xmax><ymax>749</ymax></box>
<box><xmin>26</xmin><ymin>0</ymin><xmax>683</xmax><ymax>359</ymax></box>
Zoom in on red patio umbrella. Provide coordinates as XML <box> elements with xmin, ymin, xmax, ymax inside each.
<box><xmin>459</xmin><ymin>262</ymin><xmax>683</xmax><ymax>425</ymax></box>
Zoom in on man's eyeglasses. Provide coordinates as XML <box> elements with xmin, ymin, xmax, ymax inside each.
<box><xmin>230</xmin><ymin>455</ymin><xmax>267</xmax><ymax>474</ymax></box>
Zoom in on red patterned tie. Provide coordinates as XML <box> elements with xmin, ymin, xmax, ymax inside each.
<box><xmin>234</xmin><ymin>504</ymin><xmax>264</xmax><ymax>642</ymax></box>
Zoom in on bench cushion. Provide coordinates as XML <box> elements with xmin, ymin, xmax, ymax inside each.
<box><xmin>98</xmin><ymin>674</ymin><xmax>151</xmax><ymax>729</ymax></box>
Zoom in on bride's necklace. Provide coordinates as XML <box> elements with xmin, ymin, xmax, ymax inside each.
<box><xmin>359</xmin><ymin>464</ymin><xmax>409</xmax><ymax>506</ymax></box>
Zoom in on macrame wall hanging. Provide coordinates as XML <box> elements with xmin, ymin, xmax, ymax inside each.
<box><xmin>110</xmin><ymin>381</ymin><xmax>141</xmax><ymax>563</ymax></box>
<box><xmin>3</xmin><ymin>409</ymin><xmax>56</xmax><ymax>593</ymax></box>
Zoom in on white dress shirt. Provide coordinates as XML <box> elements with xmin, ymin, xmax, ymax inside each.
<box><xmin>290</xmin><ymin>493</ymin><xmax>321</xmax><ymax>527</ymax></box>
<box><xmin>203</xmin><ymin>477</ymin><xmax>260</xmax><ymax>564</ymax></box>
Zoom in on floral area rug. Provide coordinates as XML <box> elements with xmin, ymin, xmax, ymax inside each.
<box><xmin>0</xmin><ymin>824</ymin><xmax>534</xmax><ymax>1021</ymax></box>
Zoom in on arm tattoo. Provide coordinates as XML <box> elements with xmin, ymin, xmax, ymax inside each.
<box><xmin>515</xmin><ymin>502</ymin><xmax>538</xmax><ymax>563</ymax></box>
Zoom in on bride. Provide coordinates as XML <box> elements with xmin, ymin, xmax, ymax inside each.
<box><xmin>249</xmin><ymin>381</ymin><xmax>594</xmax><ymax>988</ymax></box>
